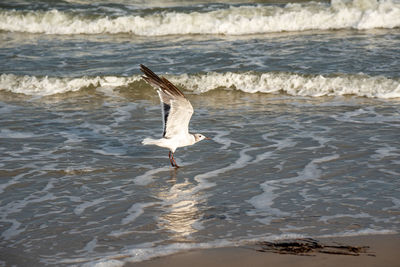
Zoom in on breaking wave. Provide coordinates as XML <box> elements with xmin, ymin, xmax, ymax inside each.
<box><xmin>0</xmin><ymin>74</ymin><xmax>140</xmax><ymax>96</ymax></box>
<box><xmin>1</xmin><ymin>72</ymin><xmax>399</xmax><ymax>99</ymax></box>
<box><xmin>0</xmin><ymin>0</ymin><xmax>399</xmax><ymax>35</ymax></box>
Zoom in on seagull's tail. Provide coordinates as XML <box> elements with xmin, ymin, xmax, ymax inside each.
<box><xmin>142</xmin><ymin>138</ymin><xmax>158</xmax><ymax>146</ymax></box>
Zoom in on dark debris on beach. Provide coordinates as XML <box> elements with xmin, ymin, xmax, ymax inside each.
<box><xmin>254</xmin><ymin>238</ymin><xmax>374</xmax><ymax>257</ymax></box>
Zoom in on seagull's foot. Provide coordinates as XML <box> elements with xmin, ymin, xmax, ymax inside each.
<box><xmin>169</xmin><ymin>151</ymin><xmax>180</xmax><ymax>168</ymax></box>
<box><xmin>171</xmin><ymin>157</ymin><xmax>180</xmax><ymax>168</ymax></box>
<box><xmin>170</xmin><ymin>161</ymin><xmax>180</xmax><ymax>168</ymax></box>
<box><xmin>171</xmin><ymin>161</ymin><xmax>180</xmax><ymax>168</ymax></box>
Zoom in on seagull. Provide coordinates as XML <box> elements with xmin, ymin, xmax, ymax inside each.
<box><xmin>140</xmin><ymin>64</ymin><xmax>210</xmax><ymax>168</ymax></box>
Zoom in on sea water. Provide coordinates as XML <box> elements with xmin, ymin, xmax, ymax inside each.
<box><xmin>0</xmin><ymin>0</ymin><xmax>399</xmax><ymax>266</ymax></box>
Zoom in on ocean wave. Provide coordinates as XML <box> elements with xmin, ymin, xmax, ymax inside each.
<box><xmin>1</xmin><ymin>72</ymin><xmax>399</xmax><ymax>99</ymax></box>
<box><xmin>0</xmin><ymin>0</ymin><xmax>399</xmax><ymax>35</ymax></box>
<box><xmin>176</xmin><ymin>72</ymin><xmax>400</xmax><ymax>99</ymax></box>
<box><xmin>0</xmin><ymin>74</ymin><xmax>140</xmax><ymax>96</ymax></box>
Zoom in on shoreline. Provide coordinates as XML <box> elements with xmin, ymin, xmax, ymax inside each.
<box><xmin>127</xmin><ymin>234</ymin><xmax>399</xmax><ymax>267</ymax></box>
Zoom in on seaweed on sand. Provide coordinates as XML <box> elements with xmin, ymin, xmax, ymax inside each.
<box><xmin>254</xmin><ymin>238</ymin><xmax>373</xmax><ymax>257</ymax></box>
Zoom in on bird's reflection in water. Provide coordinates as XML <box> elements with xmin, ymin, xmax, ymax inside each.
<box><xmin>157</xmin><ymin>169</ymin><xmax>202</xmax><ymax>242</ymax></box>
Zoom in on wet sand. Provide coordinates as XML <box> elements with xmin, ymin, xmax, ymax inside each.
<box><xmin>128</xmin><ymin>234</ymin><xmax>399</xmax><ymax>267</ymax></box>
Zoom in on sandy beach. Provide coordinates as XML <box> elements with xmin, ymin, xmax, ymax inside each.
<box><xmin>129</xmin><ymin>234</ymin><xmax>399</xmax><ymax>267</ymax></box>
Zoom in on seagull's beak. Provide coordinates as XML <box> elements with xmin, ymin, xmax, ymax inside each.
<box><xmin>205</xmin><ymin>137</ymin><xmax>212</xmax><ymax>140</ymax></box>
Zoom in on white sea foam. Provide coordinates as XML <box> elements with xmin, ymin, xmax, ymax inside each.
<box><xmin>383</xmin><ymin>197</ymin><xmax>400</xmax><ymax>211</ymax></box>
<box><xmin>81</xmin><ymin>241</ymin><xmax>231</xmax><ymax>267</ymax></box>
<box><xmin>0</xmin><ymin>178</ymin><xmax>58</xmax><ymax>240</ymax></box>
<box><xmin>193</xmin><ymin>147</ymin><xmax>257</xmax><ymax>192</ymax></box>
<box><xmin>372</xmin><ymin>145</ymin><xmax>399</xmax><ymax>160</ymax></box>
<box><xmin>87</xmin><ymin>259</ymin><xmax>124</xmax><ymax>267</ymax></box>
<box><xmin>247</xmin><ymin>154</ymin><xmax>340</xmax><ymax>224</ymax></box>
<box><xmin>1</xmin><ymin>0</ymin><xmax>399</xmax><ymax>35</ymax></box>
<box><xmin>74</xmin><ymin>197</ymin><xmax>107</xmax><ymax>216</ymax></box>
<box><xmin>332</xmin><ymin>106</ymin><xmax>400</xmax><ymax>123</ymax></box>
<box><xmin>319</xmin><ymin>212</ymin><xmax>372</xmax><ymax>223</ymax></box>
<box><xmin>134</xmin><ymin>166</ymin><xmax>171</xmax><ymax>186</ymax></box>
<box><xmin>1</xmin><ymin>72</ymin><xmax>399</xmax><ymax>99</ymax></box>
<box><xmin>174</xmin><ymin>72</ymin><xmax>400</xmax><ymax>99</ymax></box>
<box><xmin>0</xmin><ymin>129</ymin><xmax>36</xmax><ymax>138</ymax></box>
<box><xmin>121</xmin><ymin>202</ymin><xmax>155</xmax><ymax>225</ymax></box>
<box><xmin>320</xmin><ymin>228</ymin><xmax>398</xmax><ymax>238</ymax></box>
<box><xmin>262</xmin><ymin>133</ymin><xmax>297</xmax><ymax>150</ymax></box>
<box><xmin>82</xmin><ymin>237</ymin><xmax>98</xmax><ymax>254</ymax></box>
<box><xmin>1</xmin><ymin>219</ymin><xmax>24</xmax><ymax>240</ymax></box>
<box><xmin>210</xmin><ymin>130</ymin><xmax>236</xmax><ymax>150</ymax></box>
<box><xmin>246</xmin><ymin>180</ymin><xmax>289</xmax><ymax>224</ymax></box>
<box><xmin>0</xmin><ymin>74</ymin><xmax>139</xmax><ymax>96</ymax></box>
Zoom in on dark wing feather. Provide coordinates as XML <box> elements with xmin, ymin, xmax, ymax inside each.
<box><xmin>161</xmin><ymin>102</ymin><xmax>171</xmax><ymax>137</ymax></box>
<box><xmin>140</xmin><ymin>64</ymin><xmax>185</xmax><ymax>97</ymax></box>
<box><xmin>140</xmin><ymin>64</ymin><xmax>194</xmax><ymax>138</ymax></box>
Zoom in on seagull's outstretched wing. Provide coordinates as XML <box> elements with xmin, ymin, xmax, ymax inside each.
<box><xmin>140</xmin><ymin>64</ymin><xmax>194</xmax><ymax>138</ymax></box>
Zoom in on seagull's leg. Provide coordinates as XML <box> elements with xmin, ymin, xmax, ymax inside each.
<box><xmin>168</xmin><ymin>151</ymin><xmax>175</xmax><ymax>167</ymax></box>
<box><xmin>171</xmin><ymin>152</ymin><xmax>180</xmax><ymax>168</ymax></box>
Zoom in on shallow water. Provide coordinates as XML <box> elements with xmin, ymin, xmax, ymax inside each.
<box><xmin>1</xmin><ymin>91</ymin><xmax>399</xmax><ymax>266</ymax></box>
<box><xmin>1</xmin><ymin>0</ymin><xmax>400</xmax><ymax>266</ymax></box>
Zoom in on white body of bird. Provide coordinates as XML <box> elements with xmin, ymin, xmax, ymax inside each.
<box><xmin>142</xmin><ymin>134</ymin><xmax>196</xmax><ymax>153</ymax></box>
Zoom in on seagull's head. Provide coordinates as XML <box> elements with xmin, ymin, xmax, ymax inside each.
<box><xmin>193</xmin><ymin>133</ymin><xmax>211</xmax><ymax>143</ymax></box>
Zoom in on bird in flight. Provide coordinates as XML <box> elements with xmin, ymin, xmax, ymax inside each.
<box><xmin>140</xmin><ymin>64</ymin><xmax>210</xmax><ymax>168</ymax></box>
